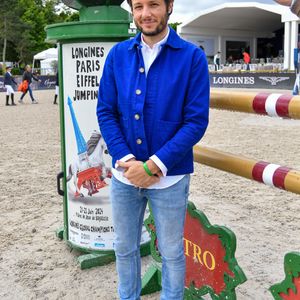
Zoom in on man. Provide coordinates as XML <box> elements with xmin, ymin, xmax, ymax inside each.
<box><xmin>53</xmin><ymin>71</ymin><xmax>59</xmax><ymax>105</ymax></box>
<box><xmin>214</xmin><ymin>51</ymin><xmax>221</xmax><ymax>71</ymax></box>
<box><xmin>19</xmin><ymin>65</ymin><xmax>41</xmax><ymax>104</ymax></box>
<box><xmin>275</xmin><ymin>0</ymin><xmax>300</xmax><ymax>16</ymax></box>
<box><xmin>97</xmin><ymin>0</ymin><xmax>209</xmax><ymax>299</ymax></box>
<box><xmin>242</xmin><ymin>49</ymin><xmax>251</xmax><ymax>71</ymax></box>
<box><xmin>4</xmin><ymin>66</ymin><xmax>17</xmax><ymax>106</ymax></box>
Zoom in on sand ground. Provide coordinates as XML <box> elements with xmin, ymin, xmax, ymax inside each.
<box><xmin>0</xmin><ymin>89</ymin><xmax>299</xmax><ymax>300</ymax></box>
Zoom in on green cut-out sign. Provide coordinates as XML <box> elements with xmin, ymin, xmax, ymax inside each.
<box><xmin>270</xmin><ymin>252</ymin><xmax>300</xmax><ymax>300</ymax></box>
<box><xmin>142</xmin><ymin>201</ymin><xmax>247</xmax><ymax>299</ymax></box>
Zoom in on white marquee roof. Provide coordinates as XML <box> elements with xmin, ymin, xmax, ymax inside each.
<box><xmin>33</xmin><ymin>48</ymin><xmax>58</xmax><ymax>60</ymax></box>
<box><xmin>179</xmin><ymin>2</ymin><xmax>285</xmax><ymax>33</ymax></box>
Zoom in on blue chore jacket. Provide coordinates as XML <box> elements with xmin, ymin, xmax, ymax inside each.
<box><xmin>97</xmin><ymin>27</ymin><xmax>210</xmax><ymax>176</ymax></box>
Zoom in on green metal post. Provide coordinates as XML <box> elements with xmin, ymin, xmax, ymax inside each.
<box><xmin>46</xmin><ymin>0</ymin><xmax>150</xmax><ymax>269</ymax></box>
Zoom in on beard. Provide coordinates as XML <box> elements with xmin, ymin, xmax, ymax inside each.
<box><xmin>135</xmin><ymin>11</ymin><xmax>169</xmax><ymax>37</ymax></box>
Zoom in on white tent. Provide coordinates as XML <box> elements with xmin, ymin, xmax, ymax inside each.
<box><xmin>40</xmin><ymin>58</ymin><xmax>57</xmax><ymax>75</ymax></box>
<box><xmin>33</xmin><ymin>48</ymin><xmax>57</xmax><ymax>60</ymax></box>
<box><xmin>178</xmin><ymin>2</ymin><xmax>298</xmax><ymax>70</ymax></box>
<box><xmin>32</xmin><ymin>48</ymin><xmax>58</xmax><ymax>73</ymax></box>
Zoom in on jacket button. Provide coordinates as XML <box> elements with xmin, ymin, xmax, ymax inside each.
<box><xmin>136</xmin><ymin>138</ymin><xmax>142</xmax><ymax>145</ymax></box>
<box><xmin>136</xmin><ymin>89</ymin><xmax>141</xmax><ymax>95</ymax></box>
<box><xmin>134</xmin><ymin>114</ymin><xmax>140</xmax><ymax>120</ymax></box>
<box><xmin>139</xmin><ymin>67</ymin><xmax>145</xmax><ymax>73</ymax></box>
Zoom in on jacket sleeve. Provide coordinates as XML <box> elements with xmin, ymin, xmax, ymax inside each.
<box><xmin>154</xmin><ymin>50</ymin><xmax>210</xmax><ymax>171</ymax></box>
<box><xmin>97</xmin><ymin>47</ymin><xmax>132</xmax><ymax>162</ymax></box>
<box><xmin>32</xmin><ymin>74</ymin><xmax>39</xmax><ymax>81</ymax></box>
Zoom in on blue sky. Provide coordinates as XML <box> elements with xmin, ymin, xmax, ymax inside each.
<box><xmin>120</xmin><ymin>0</ymin><xmax>278</xmax><ymax>23</ymax></box>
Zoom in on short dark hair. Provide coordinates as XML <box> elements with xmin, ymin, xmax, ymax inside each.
<box><xmin>127</xmin><ymin>0</ymin><xmax>173</xmax><ymax>9</ymax></box>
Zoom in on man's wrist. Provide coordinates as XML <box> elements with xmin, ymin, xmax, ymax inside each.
<box><xmin>127</xmin><ymin>157</ymin><xmax>136</xmax><ymax>162</ymax></box>
<box><xmin>150</xmin><ymin>155</ymin><xmax>168</xmax><ymax>176</ymax></box>
<box><xmin>143</xmin><ymin>162</ymin><xmax>153</xmax><ymax>176</ymax></box>
<box><xmin>146</xmin><ymin>159</ymin><xmax>160</xmax><ymax>175</ymax></box>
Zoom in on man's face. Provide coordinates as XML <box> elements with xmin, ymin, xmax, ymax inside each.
<box><xmin>131</xmin><ymin>0</ymin><xmax>172</xmax><ymax>37</ymax></box>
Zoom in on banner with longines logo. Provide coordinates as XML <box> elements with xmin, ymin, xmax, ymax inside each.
<box><xmin>210</xmin><ymin>72</ymin><xmax>296</xmax><ymax>89</ymax></box>
<box><xmin>1</xmin><ymin>72</ymin><xmax>296</xmax><ymax>92</ymax></box>
<box><xmin>0</xmin><ymin>75</ymin><xmax>56</xmax><ymax>92</ymax></box>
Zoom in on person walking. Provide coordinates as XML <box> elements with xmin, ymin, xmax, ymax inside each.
<box><xmin>4</xmin><ymin>66</ymin><xmax>17</xmax><ymax>106</ymax></box>
<box><xmin>53</xmin><ymin>71</ymin><xmax>59</xmax><ymax>104</ymax></box>
<box><xmin>19</xmin><ymin>65</ymin><xmax>41</xmax><ymax>104</ymax></box>
<box><xmin>214</xmin><ymin>51</ymin><xmax>221</xmax><ymax>71</ymax></box>
<box><xmin>242</xmin><ymin>49</ymin><xmax>251</xmax><ymax>71</ymax></box>
<box><xmin>97</xmin><ymin>0</ymin><xmax>210</xmax><ymax>299</ymax></box>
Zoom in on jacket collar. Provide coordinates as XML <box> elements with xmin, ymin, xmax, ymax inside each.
<box><xmin>128</xmin><ymin>26</ymin><xmax>183</xmax><ymax>51</ymax></box>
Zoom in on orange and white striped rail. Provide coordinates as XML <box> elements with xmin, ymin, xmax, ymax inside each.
<box><xmin>210</xmin><ymin>90</ymin><xmax>300</xmax><ymax>119</ymax></box>
<box><xmin>193</xmin><ymin>145</ymin><xmax>300</xmax><ymax>195</ymax></box>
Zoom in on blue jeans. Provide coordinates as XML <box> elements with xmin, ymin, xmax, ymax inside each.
<box><xmin>20</xmin><ymin>85</ymin><xmax>34</xmax><ymax>101</ymax></box>
<box><xmin>110</xmin><ymin>175</ymin><xmax>190</xmax><ymax>300</ymax></box>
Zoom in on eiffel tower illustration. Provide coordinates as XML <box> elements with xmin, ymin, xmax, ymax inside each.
<box><xmin>67</xmin><ymin>96</ymin><xmax>87</xmax><ymax>155</ymax></box>
<box><xmin>67</xmin><ymin>96</ymin><xmax>106</xmax><ymax>197</ymax></box>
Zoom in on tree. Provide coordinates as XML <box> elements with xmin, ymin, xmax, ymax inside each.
<box><xmin>0</xmin><ymin>0</ymin><xmax>84</xmax><ymax>65</ymax></box>
<box><xmin>0</xmin><ymin>0</ymin><xmax>28</xmax><ymax>67</ymax></box>
<box><xmin>19</xmin><ymin>0</ymin><xmax>50</xmax><ymax>56</ymax></box>
<box><xmin>169</xmin><ymin>22</ymin><xmax>182</xmax><ymax>32</ymax></box>
<box><xmin>18</xmin><ymin>0</ymin><xmax>79</xmax><ymax>62</ymax></box>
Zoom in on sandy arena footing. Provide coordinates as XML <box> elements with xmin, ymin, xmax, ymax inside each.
<box><xmin>0</xmin><ymin>89</ymin><xmax>299</xmax><ymax>299</ymax></box>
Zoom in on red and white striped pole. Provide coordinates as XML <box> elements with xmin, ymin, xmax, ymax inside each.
<box><xmin>193</xmin><ymin>145</ymin><xmax>300</xmax><ymax>195</ymax></box>
<box><xmin>210</xmin><ymin>90</ymin><xmax>300</xmax><ymax>119</ymax></box>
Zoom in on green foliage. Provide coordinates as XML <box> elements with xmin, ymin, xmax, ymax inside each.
<box><xmin>0</xmin><ymin>0</ymin><xmax>79</xmax><ymax>64</ymax></box>
<box><xmin>0</xmin><ymin>0</ymin><xmax>26</xmax><ymax>65</ymax></box>
<box><xmin>11</xmin><ymin>67</ymin><xmax>22</xmax><ymax>75</ymax></box>
<box><xmin>169</xmin><ymin>22</ymin><xmax>182</xmax><ymax>32</ymax></box>
<box><xmin>58</xmin><ymin>9</ymin><xmax>80</xmax><ymax>22</ymax></box>
<box><xmin>65</xmin><ymin>11</ymin><xmax>80</xmax><ymax>22</ymax></box>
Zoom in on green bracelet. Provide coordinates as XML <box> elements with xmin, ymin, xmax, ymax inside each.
<box><xmin>143</xmin><ymin>162</ymin><xmax>153</xmax><ymax>176</ymax></box>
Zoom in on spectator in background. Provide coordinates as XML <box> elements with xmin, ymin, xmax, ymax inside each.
<box><xmin>53</xmin><ymin>71</ymin><xmax>59</xmax><ymax>105</ymax></box>
<box><xmin>274</xmin><ymin>0</ymin><xmax>300</xmax><ymax>16</ymax></box>
<box><xmin>242</xmin><ymin>49</ymin><xmax>251</xmax><ymax>71</ymax></box>
<box><xmin>4</xmin><ymin>66</ymin><xmax>17</xmax><ymax>106</ymax></box>
<box><xmin>227</xmin><ymin>55</ymin><xmax>234</xmax><ymax>65</ymax></box>
<box><xmin>19</xmin><ymin>65</ymin><xmax>41</xmax><ymax>104</ymax></box>
<box><xmin>214</xmin><ymin>51</ymin><xmax>221</xmax><ymax>71</ymax></box>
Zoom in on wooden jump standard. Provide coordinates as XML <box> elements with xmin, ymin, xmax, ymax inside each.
<box><xmin>210</xmin><ymin>90</ymin><xmax>300</xmax><ymax>119</ymax></box>
<box><xmin>193</xmin><ymin>145</ymin><xmax>300</xmax><ymax>195</ymax></box>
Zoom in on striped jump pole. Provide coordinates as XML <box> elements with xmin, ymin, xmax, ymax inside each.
<box><xmin>210</xmin><ymin>90</ymin><xmax>300</xmax><ymax>119</ymax></box>
<box><xmin>193</xmin><ymin>145</ymin><xmax>300</xmax><ymax>195</ymax></box>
